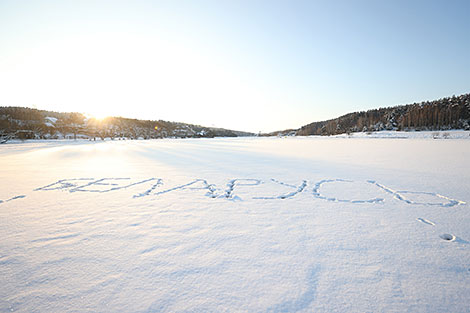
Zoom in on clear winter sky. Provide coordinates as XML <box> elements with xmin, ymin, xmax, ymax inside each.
<box><xmin>1</xmin><ymin>0</ymin><xmax>469</xmax><ymax>133</ymax></box>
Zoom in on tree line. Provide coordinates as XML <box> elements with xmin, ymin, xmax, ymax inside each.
<box><xmin>0</xmin><ymin>107</ymin><xmax>252</xmax><ymax>142</ymax></box>
<box><xmin>291</xmin><ymin>93</ymin><xmax>470</xmax><ymax>136</ymax></box>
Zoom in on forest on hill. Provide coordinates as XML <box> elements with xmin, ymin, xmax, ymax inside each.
<box><xmin>0</xmin><ymin>107</ymin><xmax>253</xmax><ymax>142</ymax></box>
<box><xmin>270</xmin><ymin>93</ymin><xmax>470</xmax><ymax>136</ymax></box>
<box><xmin>2</xmin><ymin>93</ymin><xmax>469</xmax><ymax>142</ymax></box>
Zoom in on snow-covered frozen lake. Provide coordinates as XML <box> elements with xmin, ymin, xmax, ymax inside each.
<box><xmin>1</xmin><ymin>135</ymin><xmax>470</xmax><ymax>312</ymax></box>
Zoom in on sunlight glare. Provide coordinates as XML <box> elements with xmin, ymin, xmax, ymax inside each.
<box><xmin>86</xmin><ymin>112</ymin><xmax>109</xmax><ymax>121</ymax></box>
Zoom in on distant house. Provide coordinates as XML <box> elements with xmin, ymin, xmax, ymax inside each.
<box><xmin>16</xmin><ymin>130</ymin><xmax>36</xmax><ymax>140</ymax></box>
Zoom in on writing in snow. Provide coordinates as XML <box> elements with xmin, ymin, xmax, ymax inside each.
<box><xmin>6</xmin><ymin>177</ymin><xmax>460</xmax><ymax>207</ymax></box>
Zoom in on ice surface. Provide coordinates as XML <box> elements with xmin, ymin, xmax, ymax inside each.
<box><xmin>1</xmin><ymin>136</ymin><xmax>469</xmax><ymax>312</ymax></box>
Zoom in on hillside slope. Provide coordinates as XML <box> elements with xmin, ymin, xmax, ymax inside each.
<box><xmin>271</xmin><ymin>93</ymin><xmax>470</xmax><ymax>136</ymax></box>
<box><xmin>0</xmin><ymin>107</ymin><xmax>253</xmax><ymax>141</ymax></box>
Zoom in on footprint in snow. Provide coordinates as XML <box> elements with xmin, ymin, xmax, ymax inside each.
<box><xmin>440</xmin><ymin>233</ymin><xmax>456</xmax><ymax>242</ymax></box>
<box><xmin>416</xmin><ymin>218</ymin><xmax>467</xmax><ymax>244</ymax></box>
<box><xmin>416</xmin><ymin>218</ymin><xmax>435</xmax><ymax>226</ymax></box>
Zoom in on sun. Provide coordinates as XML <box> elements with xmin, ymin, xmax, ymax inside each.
<box><xmin>86</xmin><ymin>112</ymin><xmax>109</xmax><ymax>121</ymax></box>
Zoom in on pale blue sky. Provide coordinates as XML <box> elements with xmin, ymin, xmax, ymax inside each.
<box><xmin>1</xmin><ymin>0</ymin><xmax>469</xmax><ymax>132</ymax></box>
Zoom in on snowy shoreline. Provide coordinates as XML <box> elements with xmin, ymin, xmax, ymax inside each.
<box><xmin>2</xmin><ymin>129</ymin><xmax>469</xmax><ymax>145</ymax></box>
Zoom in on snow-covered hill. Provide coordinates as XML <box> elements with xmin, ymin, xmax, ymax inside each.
<box><xmin>0</xmin><ymin>107</ymin><xmax>253</xmax><ymax>141</ymax></box>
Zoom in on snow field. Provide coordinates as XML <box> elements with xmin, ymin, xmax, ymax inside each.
<box><xmin>1</xmin><ymin>137</ymin><xmax>469</xmax><ymax>312</ymax></box>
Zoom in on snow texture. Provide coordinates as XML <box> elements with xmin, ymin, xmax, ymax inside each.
<box><xmin>1</xmin><ymin>136</ymin><xmax>469</xmax><ymax>312</ymax></box>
